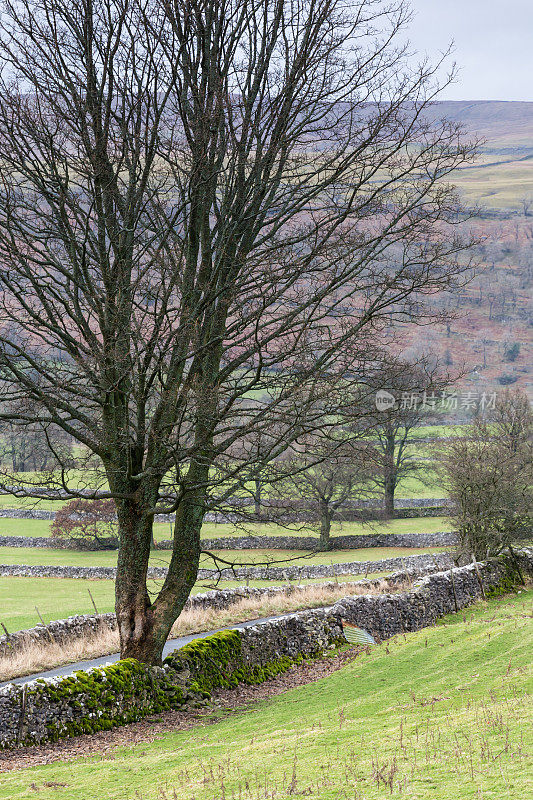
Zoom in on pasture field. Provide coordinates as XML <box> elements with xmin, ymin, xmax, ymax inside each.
<box><xmin>0</xmin><ymin>544</ymin><xmax>446</xmax><ymax>568</ymax></box>
<box><xmin>406</xmin><ymin>424</ymin><xmax>461</xmax><ymax>439</ymax></box>
<box><xmin>0</xmin><ymin>455</ymin><xmax>448</xmax><ymax>516</ymax></box>
<box><xmin>0</xmin><ymin>496</ymin><xmax>65</xmax><ymax>510</ymax></box>
<box><xmin>0</xmin><ymin>572</ymin><xmax>395</xmax><ymax>632</ymax></box>
<box><xmin>0</xmin><ymin>514</ymin><xmax>453</xmax><ymax>540</ymax></box>
<box><xmin>0</xmin><ymin>577</ymin><xmax>117</xmax><ymax>632</ymax></box>
<box><xmin>453</xmin><ymin>155</ymin><xmax>533</xmax><ymax>209</ymax></box>
<box><xmin>1</xmin><ymin>590</ymin><xmax>530</xmax><ymax>799</ymax></box>
<box><xmin>0</xmin><ymin>518</ymin><xmax>53</xmax><ymax>537</ymax></box>
<box><xmin>199</xmin><ymin>515</ymin><xmax>452</xmax><ymax>538</ymax></box>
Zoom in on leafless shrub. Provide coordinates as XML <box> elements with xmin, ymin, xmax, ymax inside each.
<box><xmin>439</xmin><ymin>389</ymin><xmax>533</xmax><ymax>560</ymax></box>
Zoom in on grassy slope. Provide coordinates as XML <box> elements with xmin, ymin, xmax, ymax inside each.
<box><xmin>2</xmin><ymin>591</ymin><xmax>531</xmax><ymax>799</ymax></box>
<box><xmin>0</xmin><ymin>515</ymin><xmax>453</xmax><ymax>539</ymax></box>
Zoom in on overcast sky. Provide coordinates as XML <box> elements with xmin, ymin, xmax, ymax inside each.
<box><xmin>407</xmin><ymin>0</ymin><xmax>532</xmax><ymax>101</ymax></box>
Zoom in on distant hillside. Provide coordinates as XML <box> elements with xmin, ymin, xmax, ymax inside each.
<box><xmin>398</xmin><ymin>103</ymin><xmax>533</xmax><ymax>399</ymax></box>
<box><xmin>417</xmin><ymin>102</ymin><xmax>533</xmax><ymax>212</ymax></box>
<box><xmin>424</xmin><ymin>101</ymin><xmax>533</xmax><ymax>149</ymax></box>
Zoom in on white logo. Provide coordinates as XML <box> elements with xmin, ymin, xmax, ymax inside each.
<box><xmin>375</xmin><ymin>389</ymin><xmax>396</xmax><ymax>412</ymax></box>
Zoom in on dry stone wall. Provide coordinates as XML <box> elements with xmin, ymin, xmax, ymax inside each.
<box><xmin>165</xmin><ymin>531</ymin><xmax>458</xmax><ymax>551</ymax></box>
<box><xmin>335</xmin><ymin>549</ymin><xmax>533</xmax><ymax>641</ymax></box>
<box><xmin>0</xmin><ymin>530</ymin><xmax>457</xmax><ymax>550</ymax></box>
<box><xmin>0</xmin><ymin>536</ymin><xmax>59</xmax><ymax>548</ymax></box>
<box><xmin>0</xmin><ymin>550</ymin><xmax>530</xmax><ymax>750</ymax></box>
<box><xmin>0</xmin><ymin>609</ymin><xmax>343</xmax><ymax>749</ymax></box>
<box><xmin>0</xmin><ymin>535</ymin><xmax>118</xmax><ymax>550</ymax></box>
<box><xmin>0</xmin><ymin>552</ymin><xmax>453</xmax><ymax>582</ymax></box>
<box><xmin>0</xmin><ymin>509</ymin><xmax>55</xmax><ymax>520</ymax></box>
<box><xmin>0</xmin><ymin>567</ymin><xmax>432</xmax><ymax>658</ymax></box>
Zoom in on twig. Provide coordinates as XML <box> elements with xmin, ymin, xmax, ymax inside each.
<box><xmin>88</xmin><ymin>588</ymin><xmax>99</xmax><ymax>615</ymax></box>
<box><xmin>471</xmin><ymin>556</ymin><xmax>486</xmax><ymax>599</ymax></box>
<box><xmin>35</xmin><ymin>606</ymin><xmax>55</xmax><ymax>643</ymax></box>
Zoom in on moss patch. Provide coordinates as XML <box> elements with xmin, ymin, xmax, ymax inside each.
<box><xmin>163</xmin><ymin>629</ymin><xmax>330</xmax><ymax>696</ymax></box>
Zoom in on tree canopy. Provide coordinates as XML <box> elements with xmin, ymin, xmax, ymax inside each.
<box><xmin>0</xmin><ymin>0</ymin><xmax>476</xmax><ymax>662</ymax></box>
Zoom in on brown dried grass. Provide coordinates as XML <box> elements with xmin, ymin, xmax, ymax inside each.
<box><xmin>0</xmin><ymin>621</ymin><xmax>120</xmax><ymax>682</ymax></box>
<box><xmin>0</xmin><ymin>577</ymin><xmax>405</xmax><ymax>682</ymax></box>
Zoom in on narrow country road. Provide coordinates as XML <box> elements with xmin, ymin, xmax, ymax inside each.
<box><xmin>0</xmin><ymin>613</ymin><xmax>293</xmax><ymax>689</ymax></box>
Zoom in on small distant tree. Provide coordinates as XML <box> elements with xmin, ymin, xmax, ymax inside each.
<box><xmin>51</xmin><ymin>499</ymin><xmax>118</xmax><ymax>549</ymax></box>
<box><xmin>521</xmin><ymin>194</ymin><xmax>533</xmax><ymax>217</ymax></box>
<box><xmin>362</xmin><ymin>361</ymin><xmax>449</xmax><ymax>516</ymax></box>
<box><xmin>439</xmin><ymin>389</ymin><xmax>532</xmax><ymax>560</ymax></box>
<box><xmin>274</xmin><ymin>438</ymin><xmax>375</xmax><ymax>550</ymax></box>
<box><xmin>503</xmin><ymin>342</ymin><xmax>520</xmax><ymax>362</ymax></box>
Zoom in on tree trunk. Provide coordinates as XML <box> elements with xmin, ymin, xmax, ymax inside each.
<box><xmin>318</xmin><ymin>499</ymin><xmax>332</xmax><ymax>551</ymax></box>
<box><xmin>115</xmin><ymin>497</ymin><xmax>159</xmax><ymax>663</ymax></box>
<box><xmin>254</xmin><ymin>478</ymin><xmax>261</xmax><ymax>518</ymax></box>
<box><xmin>115</xmin><ymin>486</ymin><xmax>204</xmax><ymax>666</ymax></box>
<box><xmin>383</xmin><ymin>433</ymin><xmax>396</xmax><ymax>518</ymax></box>
<box><xmin>384</xmin><ymin>474</ymin><xmax>395</xmax><ymax>517</ymax></box>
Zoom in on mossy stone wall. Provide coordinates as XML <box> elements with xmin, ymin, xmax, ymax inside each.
<box><xmin>1</xmin><ymin>551</ymin><xmax>531</xmax><ymax>751</ymax></box>
<box><xmin>0</xmin><ymin>609</ymin><xmax>343</xmax><ymax>749</ymax></box>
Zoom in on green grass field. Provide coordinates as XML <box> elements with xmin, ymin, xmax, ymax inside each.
<box><xmin>1</xmin><ymin>590</ymin><xmax>530</xmax><ymax>799</ymax></box>
<box><xmin>0</xmin><ymin>518</ymin><xmax>54</xmax><ymax>537</ymax></box>
<box><xmin>0</xmin><ymin>544</ymin><xmax>446</xmax><ymax>569</ymax></box>
<box><xmin>0</xmin><ymin>577</ymin><xmax>118</xmax><ymax>631</ymax></box>
<box><xmin>396</xmin><ymin>424</ymin><xmax>462</xmax><ymax>440</ymax></box>
<box><xmin>0</xmin><ymin>496</ymin><xmax>65</xmax><ymax>510</ymax></box>
<box><xmin>201</xmin><ymin>515</ymin><xmax>452</xmax><ymax>539</ymax></box>
<box><xmin>0</xmin><ymin>514</ymin><xmax>453</xmax><ymax>539</ymax></box>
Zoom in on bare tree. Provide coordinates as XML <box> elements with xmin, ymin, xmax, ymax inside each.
<box><xmin>439</xmin><ymin>389</ymin><xmax>532</xmax><ymax>560</ymax></box>
<box><xmin>362</xmin><ymin>360</ymin><xmax>450</xmax><ymax>516</ymax></box>
<box><xmin>521</xmin><ymin>194</ymin><xmax>533</xmax><ymax>218</ymax></box>
<box><xmin>0</xmin><ymin>0</ymin><xmax>476</xmax><ymax>663</ymax></box>
<box><xmin>273</xmin><ymin>437</ymin><xmax>376</xmax><ymax>550</ymax></box>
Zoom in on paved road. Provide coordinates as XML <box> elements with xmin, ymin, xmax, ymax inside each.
<box><xmin>0</xmin><ymin>614</ymin><xmax>290</xmax><ymax>689</ymax></box>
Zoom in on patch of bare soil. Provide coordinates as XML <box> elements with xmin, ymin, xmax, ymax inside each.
<box><xmin>0</xmin><ymin>648</ymin><xmax>362</xmax><ymax>773</ymax></box>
